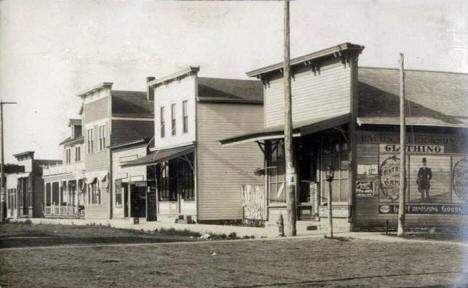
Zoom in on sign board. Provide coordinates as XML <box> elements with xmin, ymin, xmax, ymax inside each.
<box><xmin>380</xmin><ymin>144</ymin><xmax>445</xmax><ymax>154</ymax></box>
<box><xmin>379</xmin><ymin>204</ymin><xmax>468</xmax><ymax>215</ymax></box>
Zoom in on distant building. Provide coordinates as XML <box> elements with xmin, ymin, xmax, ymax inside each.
<box><xmin>123</xmin><ymin>67</ymin><xmax>264</xmax><ymax>223</ymax></box>
<box><xmin>77</xmin><ymin>82</ymin><xmax>154</xmax><ymax>219</ymax></box>
<box><xmin>42</xmin><ymin>119</ymin><xmax>85</xmax><ymax>218</ymax></box>
<box><xmin>6</xmin><ymin>151</ymin><xmax>61</xmax><ymax>218</ymax></box>
<box><xmin>110</xmin><ymin>138</ymin><xmax>153</xmax><ymax>220</ymax></box>
<box><xmin>221</xmin><ymin>43</ymin><xmax>468</xmax><ymax>232</ymax></box>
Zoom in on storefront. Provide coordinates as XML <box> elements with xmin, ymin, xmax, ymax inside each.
<box><xmin>121</xmin><ymin>144</ymin><xmax>195</xmax><ymax>222</ymax></box>
<box><xmin>354</xmin><ymin>127</ymin><xmax>468</xmax><ymax>229</ymax></box>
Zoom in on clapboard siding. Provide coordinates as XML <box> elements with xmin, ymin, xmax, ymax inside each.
<box><xmin>84</xmin><ymin>97</ymin><xmax>108</xmax><ymax>124</ymax></box>
<box><xmin>196</xmin><ymin>103</ymin><xmax>264</xmax><ymax>220</ymax></box>
<box><xmin>265</xmin><ymin>61</ymin><xmax>351</xmax><ymax>127</ymax></box>
<box><xmin>154</xmin><ymin>75</ymin><xmax>196</xmax><ymax>149</ymax></box>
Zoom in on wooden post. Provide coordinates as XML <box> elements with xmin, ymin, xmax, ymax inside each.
<box><xmin>0</xmin><ymin>101</ymin><xmax>16</xmax><ymax>222</ymax></box>
<box><xmin>328</xmin><ymin>180</ymin><xmax>333</xmax><ymax>238</ymax></box>
<box><xmin>397</xmin><ymin>53</ymin><xmax>406</xmax><ymax>236</ymax></box>
<box><xmin>283</xmin><ymin>0</ymin><xmax>297</xmax><ymax>236</ymax></box>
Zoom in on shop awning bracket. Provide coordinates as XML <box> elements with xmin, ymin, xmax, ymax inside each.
<box><xmin>332</xmin><ymin>127</ymin><xmax>349</xmax><ymax>143</ymax></box>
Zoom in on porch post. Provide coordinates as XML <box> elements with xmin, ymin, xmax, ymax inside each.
<box><xmin>264</xmin><ymin>141</ymin><xmax>271</xmax><ymax>221</ymax></box>
<box><xmin>44</xmin><ymin>182</ymin><xmax>47</xmax><ymax>216</ymax></box>
<box><xmin>58</xmin><ymin>181</ymin><xmax>62</xmax><ymax>215</ymax></box>
<box><xmin>127</xmin><ymin>183</ymin><xmax>131</xmax><ymax>218</ymax></box>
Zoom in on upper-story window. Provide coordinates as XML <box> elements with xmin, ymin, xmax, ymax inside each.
<box><xmin>65</xmin><ymin>148</ymin><xmax>71</xmax><ymax>164</ymax></box>
<box><xmin>75</xmin><ymin>146</ymin><xmax>81</xmax><ymax>162</ymax></box>
<box><xmin>87</xmin><ymin>129</ymin><xmax>94</xmax><ymax>154</ymax></box>
<box><xmin>160</xmin><ymin>106</ymin><xmax>165</xmax><ymax>138</ymax></box>
<box><xmin>98</xmin><ymin>124</ymin><xmax>107</xmax><ymax>151</ymax></box>
<box><xmin>171</xmin><ymin>103</ymin><xmax>176</xmax><ymax>136</ymax></box>
<box><xmin>182</xmin><ymin>100</ymin><xmax>188</xmax><ymax>133</ymax></box>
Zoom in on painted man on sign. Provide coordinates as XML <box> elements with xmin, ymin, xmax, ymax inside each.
<box><xmin>417</xmin><ymin>158</ymin><xmax>432</xmax><ymax>201</ymax></box>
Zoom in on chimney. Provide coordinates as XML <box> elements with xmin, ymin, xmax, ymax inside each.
<box><xmin>146</xmin><ymin>76</ymin><xmax>155</xmax><ymax>101</ymax></box>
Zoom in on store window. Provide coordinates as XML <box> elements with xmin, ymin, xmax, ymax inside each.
<box><xmin>268</xmin><ymin>141</ymin><xmax>286</xmax><ymax>203</ymax></box>
<box><xmin>320</xmin><ymin>134</ymin><xmax>349</xmax><ymax>204</ymax></box>
<box><xmin>88</xmin><ymin>181</ymin><xmax>101</xmax><ymax>205</ymax></box>
<box><xmin>115</xmin><ymin>179</ymin><xmax>122</xmax><ymax>207</ymax></box>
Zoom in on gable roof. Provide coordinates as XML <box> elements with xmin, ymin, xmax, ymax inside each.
<box><xmin>358</xmin><ymin>67</ymin><xmax>468</xmax><ymax>128</ymax></box>
<box><xmin>111</xmin><ymin>90</ymin><xmax>154</xmax><ymax>118</ymax></box>
<box><xmin>197</xmin><ymin>77</ymin><xmax>263</xmax><ymax>104</ymax></box>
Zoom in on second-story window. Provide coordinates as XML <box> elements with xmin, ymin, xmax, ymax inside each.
<box><xmin>98</xmin><ymin>124</ymin><xmax>107</xmax><ymax>151</ymax></box>
<box><xmin>182</xmin><ymin>100</ymin><xmax>188</xmax><ymax>133</ymax></box>
<box><xmin>75</xmin><ymin>146</ymin><xmax>81</xmax><ymax>162</ymax></box>
<box><xmin>160</xmin><ymin>106</ymin><xmax>165</xmax><ymax>138</ymax></box>
<box><xmin>171</xmin><ymin>103</ymin><xmax>176</xmax><ymax>136</ymax></box>
<box><xmin>87</xmin><ymin>129</ymin><xmax>94</xmax><ymax>154</ymax></box>
<box><xmin>65</xmin><ymin>149</ymin><xmax>71</xmax><ymax>164</ymax></box>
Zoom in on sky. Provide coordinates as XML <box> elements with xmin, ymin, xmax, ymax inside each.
<box><xmin>0</xmin><ymin>0</ymin><xmax>467</xmax><ymax>163</ymax></box>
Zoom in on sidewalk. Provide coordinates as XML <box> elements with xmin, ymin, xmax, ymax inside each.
<box><xmin>12</xmin><ymin>218</ymin><xmax>467</xmax><ymax>246</ymax></box>
<box><xmin>12</xmin><ymin>217</ymin><xmax>313</xmax><ymax>238</ymax></box>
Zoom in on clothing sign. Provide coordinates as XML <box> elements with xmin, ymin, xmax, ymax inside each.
<box><xmin>380</xmin><ymin>144</ymin><xmax>445</xmax><ymax>154</ymax></box>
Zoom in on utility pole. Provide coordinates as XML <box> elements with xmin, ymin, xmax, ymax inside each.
<box><xmin>1</xmin><ymin>101</ymin><xmax>17</xmax><ymax>222</ymax></box>
<box><xmin>397</xmin><ymin>53</ymin><xmax>406</xmax><ymax>236</ymax></box>
<box><xmin>283</xmin><ymin>0</ymin><xmax>297</xmax><ymax>236</ymax></box>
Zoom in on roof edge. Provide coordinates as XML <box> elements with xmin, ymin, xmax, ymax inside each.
<box><xmin>148</xmin><ymin>66</ymin><xmax>200</xmax><ymax>88</ymax></box>
<box><xmin>76</xmin><ymin>82</ymin><xmax>113</xmax><ymax>98</ymax></box>
<box><xmin>247</xmin><ymin>42</ymin><xmax>364</xmax><ymax>78</ymax></box>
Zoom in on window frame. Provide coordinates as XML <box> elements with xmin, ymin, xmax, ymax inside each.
<box><xmin>160</xmin><ymin>106</ymin><xmax>165</xmax><ymax>138</ymax></box>
<box><xmin>182</xmin><ymin>100</ymin><xmax>188</xmax><ymax>134</ymax></box>
<box><xmin>65</xmin><ymin>148</ymin><xmax>71</xmax><ymax>164</ymax></box>
<box><xmin>171</xmin><ymin>103</ymin><xmax>176</xmax><ymax>136</ymax></box>
<box><xmin>75</xmin><ymin>146</ymin><xmax>81</xmax><ymax>162</ymax></box>
<box><xmin>87</xmin><ymin>129</ymin><xmax>94</xmax><ymax>154</ymax></box>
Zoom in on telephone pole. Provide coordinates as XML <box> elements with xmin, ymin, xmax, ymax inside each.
<box><xmin>397</xmin><ymin>54</ymin><xmax>406</xmax><ymax>236</ymax></box>
<box><xmin>1</xmin><ymin>101</ymin><xmax>17</xmax><ymax>222</ymax></box>
<box><xmin>283</xmin><ymin>0</ymin><xmax>297</xmax><ymax>236</ymax></box>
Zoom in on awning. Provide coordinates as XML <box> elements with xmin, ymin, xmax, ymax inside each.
<box><xmin>122</xmin><ymin>144</ymin><xmax>195</xmax><ymax>167</ymax></box>
<box><xmin>219</xmin><ymin>113</ymin><xmax>350</xmax><ymax>146</ymax></box>
<box><xmin>85</xmin><ymin>171</ymin><xmax>108</xmax><ymax>184</ymax></box>
<box><xmin>16</xmin><ymin>172</ymin><xmax>31</xmax><ymax>179</ymax></box>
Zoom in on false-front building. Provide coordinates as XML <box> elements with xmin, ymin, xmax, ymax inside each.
<box><xmin>221</xmin><ymin>43</ymin><xmax>468</xmax><ymax>231</ymax></box>
<box><xmin>123</xmin><ymin>67</ymin><xmax>264</xmax><ymax>223</ymax></box>
<box><xmin>42</xmin><ymin>119</ymin><xmax>86</xmax><ymax>218</ymax></box>
<box><xmin>6</xmin><ymin>151</ymin><xmax>61</xmax><ymax>218</ymax></box>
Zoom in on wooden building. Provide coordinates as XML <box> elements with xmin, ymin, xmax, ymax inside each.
<box><xmin>123</xmin><ymin>67</ymin><xmax>264</xmax><ymax>223</ymax></box>
<box><xmin>221</xmin><ymin>43</ymin><xmax>468</xmax><ymax>231</ymax></box>
<box><xmin>111</xmin><ymin>138</ymin><xmax>153</xmax><ymax>220</ymax></box>
<box><xmin>42</xmin><ymin>119</ymin><xmax>86</xmax><ymax>218</ymax></box>
<box><xmin>6</xmin><ymin>152</ymin><xmax>61</xmax><ymax>218</ymax></box>
<box><xmin>77</xmin><ymin>83</ymin><xmax>154</xmax><ymax>219</ymax></box>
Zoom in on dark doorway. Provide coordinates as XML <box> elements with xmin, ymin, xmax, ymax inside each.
<box><xmin>130</xmin><ymin>184</ymin><xmax>146</xmax><ymax>218</ymax></box>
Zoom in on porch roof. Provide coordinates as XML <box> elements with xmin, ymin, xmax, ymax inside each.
<box><xmin>219</xmin><ymin>113</ymin><xmax>350</xmax><ymax>146</ymax></box>
<box><xmin>121</xmin><ymin>144</ymin><xmax>195</xmax><ymax>167</ymax></box>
